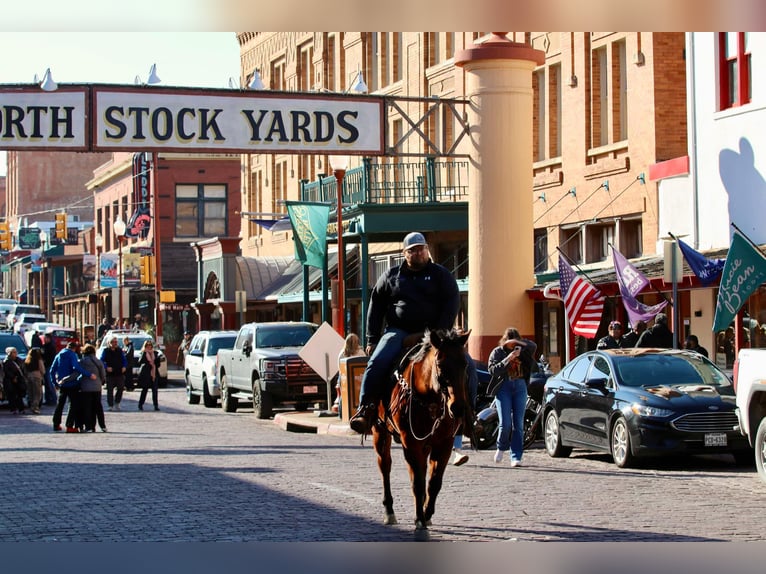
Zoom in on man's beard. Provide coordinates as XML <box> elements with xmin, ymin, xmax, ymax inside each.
<box><xmin>407</xmin><ymin>258</ymin><xmax>428</xmax><ymax>271</ymax></box>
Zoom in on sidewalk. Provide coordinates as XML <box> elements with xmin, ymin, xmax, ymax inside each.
<box><xmin>273</xmin><ymin>410</ymin><xmax>358</xmax><ymax>436</ymax></box>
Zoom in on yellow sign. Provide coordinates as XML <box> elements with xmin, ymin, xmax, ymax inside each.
<box><xmin>159</xmin><ymin>290</ymin><xmax>176</xmax><ymax>303</ymax></box>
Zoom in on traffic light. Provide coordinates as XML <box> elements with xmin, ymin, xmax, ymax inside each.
<box><xmin>54</xmin><ymin>212</ymin><xmax>67</xmax><ymax>240</ymax></box>
<box><xmin>140</xmin><ymin>255</ymin><xmax>155</xmax><ymax>285</ymax></box>
<box><xmin>0</xmin><ymin>221</ymin><xmax>9</xmax><ymax>251</ymax></box>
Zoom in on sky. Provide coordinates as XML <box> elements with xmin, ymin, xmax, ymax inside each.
<box><xmin>0</xmin><ymin>32</ymin><xmax>241</xmax><ymax>175</ymax></box>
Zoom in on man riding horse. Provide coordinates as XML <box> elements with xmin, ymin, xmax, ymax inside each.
<box><xmin>349</xmin><ymin>232</ymin><xmax>460</xmax><ymax>435</ymax></box>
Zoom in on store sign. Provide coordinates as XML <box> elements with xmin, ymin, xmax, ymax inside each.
<box><xmin>17</xmin><ymin>227</ymin><xmax>41</xmax><ymax>249</ymax></box>
<box><xmin>0</xmin><ymin>86</ymin><xmax>384</xmax><ymax>154</ymax></box>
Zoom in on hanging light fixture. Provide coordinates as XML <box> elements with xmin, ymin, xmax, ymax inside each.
<box><xmin>248</xmin><ymin>69</ymin><xmax>264</xmax><ymax>90</ymax></box>
<box><xmin>349</xmin><ymin>66</ymin><xmax>368</xmax><ymax>94</ymax></box>
<box><xmin>40</xmin><ymin>68</ymin><xmax>58</xmax><ymax>91</ymax></box>
<box><xmin>146</xmin><ymin>63</ymin><xmax>161</xmax><ymax>85</ymax></box>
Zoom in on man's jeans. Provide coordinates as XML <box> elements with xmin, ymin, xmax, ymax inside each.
<box><xmin>357</xmin><ymin>327</ymin><xmax>408</xmax><ymax>406</ymax></box>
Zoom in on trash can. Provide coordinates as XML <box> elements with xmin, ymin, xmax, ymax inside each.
<box><xmin>338</xmin><ymin>355</ymin><xmax>368</xmax><ymax>422</ymax></box>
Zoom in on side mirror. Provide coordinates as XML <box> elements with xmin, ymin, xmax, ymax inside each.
<box><xmin>585</xmin><ymin>377</ymin><xmax>609</xmax><ymax>391</ymax></box>
<box><xmin>243</xmin><ymin>341</ymin><xmax>252</xmax><ymax>357</ymax></box>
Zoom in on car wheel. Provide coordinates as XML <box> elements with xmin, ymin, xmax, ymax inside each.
<box><xmin>544</xmin><ymin>410</ymin><xmax>572</xmax><ymax>458</ymax></box>
<box><xmin>220</xmin><ymin>374</ymin><xmax>238</xmax><ymax>413</ymax></box>
<box><xmin>610</xmin><ymin>417</ymin><xmax>634</xmax><ymax>468</ymax></box>
<box><xmin>186</xmin><ymin>372</ymin><xmax>200</xmax><ymax>405</ymax></box>
<box><xmin>252</xmin><ymin>380</ymin><xmax>273</xmax><ymax>420</ymax></box>
<box><xmin>202</xmin><ymin>377</ymin><xmax>217</xmax><ymax>408</ymax></box>
<box><xmin>755</xmin><ymin>418</ymin><xmax>766</xmax><ymax>483</ymax></box>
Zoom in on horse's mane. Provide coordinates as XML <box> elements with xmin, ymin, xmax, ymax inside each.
<box><xmin>410</xmin><ymin>328</ymin><xmax>460</xmax><ymax>363</ymax></box>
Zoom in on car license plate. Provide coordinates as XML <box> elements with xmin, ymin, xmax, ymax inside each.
<box><xmin>303</xmin><ymin>385</ymin><xmax>318</xmax><ymax>394</ymax></box>
<box><xmin>704</xmin><ymin>433</ymin><xmax>727</xmax><ymax>447</ymax></box>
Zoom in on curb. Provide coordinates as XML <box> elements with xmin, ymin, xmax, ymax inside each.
<box><xmin>273</xmin><ymin>412</ymin><xmax>358</xmax><ymax>437</ymax></box>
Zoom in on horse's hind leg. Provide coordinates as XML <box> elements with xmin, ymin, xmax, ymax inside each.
<box><xmin>423</xmin><ymin>442</ymin><xmax>452</xmax><ymax>525</ymax></box>
<box><xmin>373</xmin><ymin>428</ymin><xmax>397</xmax><ymax>525</ymax></box>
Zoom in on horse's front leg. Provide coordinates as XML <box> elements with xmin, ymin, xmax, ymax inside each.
<box><xmin>423</xmin><ymin>440</ymin><xmax>453</xmax><ymax>525</ymax></box>
<box><xmin>372</xmin><ymin>427</ymin><xmax>397</xmax><ymax>525</ymax></box>
<box><xmin>403</xmin><ymin>446</ymin><xmax>429</xmax><ymax>530</ymax></box>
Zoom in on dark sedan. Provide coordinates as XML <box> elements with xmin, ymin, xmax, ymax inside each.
<box><xmin>542</xmin><ymin>348</ymin><xmax>752</xmax><ymax>468</ymax></box>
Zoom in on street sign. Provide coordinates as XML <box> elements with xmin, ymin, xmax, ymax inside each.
<box><xmin>299</xmin><ymin>322</ymin><xmax>345</xmax><ymax>381</ymax></box>
<box><xmin>17</xmin><ymin>227</ymin><xmax>41</xmax><ymax>250</ymax></box>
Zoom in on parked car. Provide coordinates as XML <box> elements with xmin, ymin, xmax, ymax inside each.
<box><xmin>0</xmin><ymin>332</ymin><xmax>29</xmax><ymax>402</ymax></box>
<box><xmin>13</xmin><ymin>313</ymin><xmax>48</xmax><ymax>336</ymax></box>
<box><xmin>0</xmin><ymin>299</ymin><xmax>17</xmax><ymax>325</ymax></box>
<box><xmin>542</xmin><ymin>348</ymin><xmax>752</xmax><ymax>468</ymax></box>
<box><xmin>6</xmin><ymin>303</ymin><xmax>43</xmax><ymax>329</ymax></box>
<box><xmin>184</xmin><ymin>330</ymin><xmax>238</xmax><ymax>407</ymax></box>
<box><xmin>24</xmin><ymin>322</ymin><xmax>62</xmax><ymax>347</ymax></box>
<box><xmin>97</xmin><ymin>330</ymin><xmax>168</xmax><ymax>386</ymax></box>
<box><xmin>44</xmin><ymin>326</ymin><xmax>80</xmax><ymax>352</ymax></box>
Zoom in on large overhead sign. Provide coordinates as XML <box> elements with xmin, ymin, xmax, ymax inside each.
<box><xmin>0</xmin><ymin>85</ymin><xmax>384</xmax><ymax>154</ymax></box>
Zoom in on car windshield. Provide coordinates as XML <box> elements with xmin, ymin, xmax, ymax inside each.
<box><xmin>614</xmin><ymin>353</ymin><xmax>732</xmax><ymax>389</ymax></box>
<box><xmin>0</xmin><ymin>333</ymin><xmax>28</xmax><ymax>355</ymax></box>
<box><xmin>256</xmin><ymin>326</ymin><xmax>315</xmax><ymax>348</ymax></box>
<box><xmin>208</xmin><ymin>336</ymin><xmax>237</xmax><ymax>355</ymax></box>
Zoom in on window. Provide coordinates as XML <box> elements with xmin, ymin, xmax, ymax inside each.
<box><xmin>586</xmin><ymin>222</ymin><xmax>614</xmax><ymax>263</ymax></box>
<box><xmin>560</xmin><ymin>227</ymin><xmax>582</xmax><ymax>264</ymax></box>
<box><xmin>175</xmin><ymin>184</ymin><xmax>227</xmax><ymax>238</ymax></box>
<box><xmin>613</xmin><ymin>41</ymin><xmax>627</xmax><ymax>141</ymax></box>
<box><xmin>270</xmin><ymin>58</ymin><xmax>286</xmax><ymax>90</ymax></box>
<box><xmin>534</xmin><ymin>228</ymin><xmax>548</xmax><ymax>272</ymax></box>
<box><xmin>271</xmin><ymin>161</ymin><xmax>287</xmax><ymax>214</ymax></box>
<box><xmin>719</xmin><ymin>32</ymin><xmax>751</xmax><ymax>110</ymax></box>
<box><xmin>298</xmin><ymin>42</ymin><xmax>314</xmax><ymax>91</ymax></box>
<box><xmin>592</xmin><ymin>47</ymin><xmax>608</xmax><ymax>147</ymax></box>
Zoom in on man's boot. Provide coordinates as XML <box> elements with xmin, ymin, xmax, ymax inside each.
<box><xmin>349</xmin><ymin>402</ymin><xmax>376</xmax><ymax>434</ymax></box>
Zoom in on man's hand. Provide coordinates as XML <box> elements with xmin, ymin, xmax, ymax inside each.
<box><xmin>365</xmin><ymin>344</ymin><xmax>376</xmax><ymax>356</ymax></box>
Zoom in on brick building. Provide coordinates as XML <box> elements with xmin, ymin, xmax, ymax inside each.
<box><xmin>232</xmin><ymin>32</ymin><xmax>688</xmax><ymax>366</ymax></box>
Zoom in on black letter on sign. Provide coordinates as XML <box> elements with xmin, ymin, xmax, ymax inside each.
<box><xmin>337</xmin><ymin>111</ymin><xmax>359</xmax><ymax>144</ymax></box>
<box><xmin>198</xmin><ymin>108</ymin><xmax>224</xmax><ymax>141</ymax></box>
<box><xmin>265</xmin><ymin>111</ymin><xmax>287</xmax><ymax>142</ymax></box>
<box><xmin>176</xmin><ymin>108</ymin><xmax>196</xmax><ymax>141</ymax></box>
<box><xmin>152</xmin><ymin>108</ymin><xmax>173</xmax><ymax>141</ymax></box>
<box><xmin>242</xmin><ymin>109</ymin><xmax>267</xmax><ymax>142</ymax></box>
<box><xmin>290</xmin><ymin>111</ymin><xmax>312</xmax><ymax>142</ymax></box>
<box><xmin>104</xmin><ymin>106</ymin><xmax>127</xmax><ymax>140</ymax></box>
<box><xmin>50</xmin><ymin>106</ymin><xmax>75</xmax><ymax>139</ymax></box>
<box><xmin>313</xmin><ymin>111</ymin><xmax>334</xmax><ymax>143</ymax></box>
<box><xmin>3</xmin><ymin>106</ymin><xmax>26</xmax><ymax>138</ymax></box>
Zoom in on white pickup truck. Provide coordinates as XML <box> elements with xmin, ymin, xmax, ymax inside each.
<box><xmin>734</xmin><ymin>348</ymin><xmax>766</xmax><ymax>482</ymax></box>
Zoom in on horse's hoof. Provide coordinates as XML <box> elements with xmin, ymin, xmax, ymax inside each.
<box><xmin>415</xmin><ymin>520</ymin><xmax>428</xmax><ymax>531</ymax></box>
<box><xmin>384</xmin><ymin>513</ymin><xmax>398</xmax><ymax>525</ymax></box>
<box><xmin>426</xmin><ymin>519</ymin><xmax>432</xmax><ymax>527</ymax></box>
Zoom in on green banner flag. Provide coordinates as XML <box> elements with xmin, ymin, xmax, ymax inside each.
<box><xmin>286</xmin><ymin>201</ymin><xmax>331</xmax><ymax>269</ymax></box>
<box><xmin>713</xmin><ymin>229</ymin><xmax>766</xmax><ymax>332</ymax></box>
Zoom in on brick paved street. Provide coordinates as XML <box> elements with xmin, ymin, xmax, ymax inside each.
<box><xmin>1</xmin><ymin>370</ymin><xmax>765</xmax><ymax>543</ymax></box>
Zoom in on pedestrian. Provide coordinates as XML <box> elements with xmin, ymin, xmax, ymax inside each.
<box><xmin>597</xmin><ymin>320</ymin><xmax>628</xmax><ymax>349</ymax></box>
<box><xmin>176</xmin><ymin>330</ymin><xmax>193</xmax><ymax>368</ymax></box>
<box><xmin>96</xmin><ymin>317</ymin><xmax>113</xmax><ymax>341</ymax></box>
<box><xmin>685</xmin><ymin>334</ymin><xmax>709</xmax><ymax>358</ymax></box>
<box><xmin>451</xmin><ymin>328</ymin><xmax>479</xmax><ymax>466</ymax></box>
<box><xmin>78</xmin><ymin>344</ymin><xmax>107</xmax><ymax>432</ymax></box>
<box><xmin>42</xmin><ymin>333</ymin><xmax>59</xmax><ymax>406</ymax></box>
<box><xmin>99</xmin><ymin>335</ymin><xmax>127</xmax><ymax>411</ymax></box>
<box><xmin>336</xmin><ymin>333</ymin><xmax>366</xmax><ymax>416</ymax></box>
<box><xmin>487</xmin><ymin>327</ymin><xmax>537</xmax><ymax>467</ymax></box>
<box><xmin>621</xmin><ymin>320</ymin><xmax>647</xmax><ymax>348</ymax></box>
<box><xmin>137</xmin><ymin>340</ymin><xmax>160</xmax><ymax>411</ymax></box>
<box><xmin>51</xmin><ymin>341</ymin><xmax>97</xmax><ymax>433</ymax></box>
<box><xmin>123</xmin><ymin>336</ymin><xmax>135</xmax><ymax>391</ymax></box>
<box><xmin>637</xmin><ymin>312</ymin><xmax>674</xmax><ymax>348</ymax></box>
<box><xmin>3</xmin><ymin>347</ymin><xmax>28</xmax><ymax>415</ymax></box>
<box><xmin>23</xmin><ymin>347</ymin><xmax>45</xmax><ymax>414</ymax></box>
<box><xmin>348</xmin><ymin>231</ymin><xmax>460</xmax><ymax>435</ymax></box>
<box><xmin>30</xmin><ymin>329</ymin><xmax>43</xmax><ymax>349</ymax></box>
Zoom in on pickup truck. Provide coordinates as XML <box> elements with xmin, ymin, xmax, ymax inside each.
<box><xmin>734</xmin><ymin>348</ymin><xmax>766</xmax><ymax>482</ymax></box>
<box><xmin>215</xmin><ymin>321</ymin><xmax>327</xmax><ymax>419</ymax></box>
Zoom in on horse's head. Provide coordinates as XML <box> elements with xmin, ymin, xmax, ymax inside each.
<box><xmin>427</xmin><ymin>328</ymin><xmax>471</xmax><ymax>419</ymax></box>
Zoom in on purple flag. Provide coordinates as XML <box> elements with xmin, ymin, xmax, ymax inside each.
<box><xmin>612</xmin><ymin>247</ymin><xmax>668</xmax><ymax>325</ymax></box>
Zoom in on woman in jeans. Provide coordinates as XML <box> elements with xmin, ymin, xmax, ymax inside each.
<box><xmin>78</xmin><ymin>344</ymin><xmax>107</xmax><ymax>432</ymax></box>
<box><xmin>137</xmin><ymin>340</ymin><xmax>160</xmax><ymax>411</ymax></box>
<box><xmin>487</xmin><ymin>327</ymin><xmax>537</xmax><ymax>467</ymax></box>
<box><xmin>23</xmin><ymin>347</ymin><xmax>46</xmax><ymax>414</ymax></box>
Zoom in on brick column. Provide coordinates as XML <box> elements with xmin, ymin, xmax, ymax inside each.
<box><xmin>456</xmin><ymin>34</ymin><xmax>545</xmax><ymax>362</ymax></box>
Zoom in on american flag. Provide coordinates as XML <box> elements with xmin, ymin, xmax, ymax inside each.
<box><xmin>558</xmin><ymin>255</ymin><xmax>605</xmax><ymax>338</ymax></box>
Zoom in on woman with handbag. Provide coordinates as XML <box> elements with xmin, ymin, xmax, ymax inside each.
<box><xmin>137</xmin><ymin>340</ymin><xmax>160</xmax><ymax>411</ymax></box>
<box><xmin>487</xmin><ymin>327</ymin><xmax>537</xmax><ymax>467</ymax></box>
<box><xmin>3</xmin><ymin>347</ymin><xmax>28</xmax><ymax>414</ymax></box>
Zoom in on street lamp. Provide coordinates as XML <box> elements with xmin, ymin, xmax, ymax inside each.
<box><xmin>329</xmin><ymin>155</ymin><xmax>349</xmax><ymax>337</ymax></box>
<box><xmin>94</xmin><ymin>233</ymin><xmax>103</xmax><ymax>291</ymax></box>
<box><xmin>39</xmin><ymin>230</ymin><xmax>51</xmax><ymax>317</ymax></box>
<box><xmin>113</xmin><ymin>219</ymin><xmax>127</xmax><ymax>325</ymax></box>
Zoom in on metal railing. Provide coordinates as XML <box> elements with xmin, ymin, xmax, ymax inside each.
<box><xmin>301</xmin><ymin>157</ymin><xmax>469</xmax><ymax>207</ymax></box>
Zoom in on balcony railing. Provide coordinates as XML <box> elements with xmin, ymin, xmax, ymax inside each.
<box><xmin>301</xmin><ymin>157</ymin><xmax>469</xmax><ymax>207</ymax></box>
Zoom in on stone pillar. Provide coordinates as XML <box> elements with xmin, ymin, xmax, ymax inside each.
<box><xmin>455</xmin><ymin>34</ymin><xmax>545</xmax><ymax>362</ymax></box>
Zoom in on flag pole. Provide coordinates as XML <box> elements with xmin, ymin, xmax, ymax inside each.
<box><xmin>554</xmin><ymin>249</ymin><xmax>573</xmax><ymax>362</ymax></box>
<box><xmin>607</xmin><ymin>242</ymin><xmax>673</xmax><ymax>307</ymax></box>
<box><xmin>731</xmin><ymin>222</ymin><xmax>766</xmax><ymax>257</ymax></box>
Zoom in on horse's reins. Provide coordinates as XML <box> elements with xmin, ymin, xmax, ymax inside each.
<box><xmin>388</xmin><ymin>357</ymin><xmax>451</xmax><ymax>442</ymax></box>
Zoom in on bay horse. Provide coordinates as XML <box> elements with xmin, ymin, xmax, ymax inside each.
<box><xmin>372</xmin><ymin>328</ymin><xmax>473</xmax><ymax>530</ymax></box>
